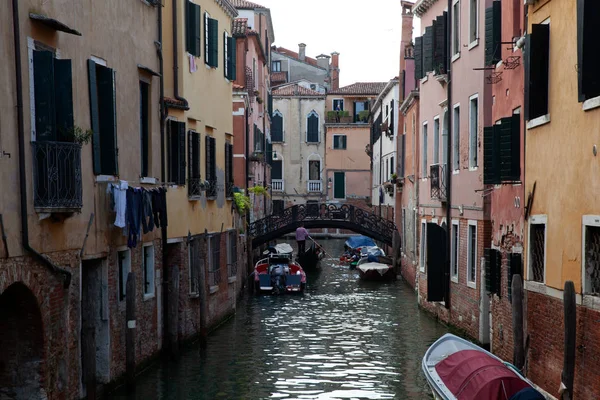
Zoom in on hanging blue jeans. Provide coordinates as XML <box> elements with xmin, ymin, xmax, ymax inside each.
<box><xmin>126</xmin><ymin>188</ymin><xmax>143</xmax><ymax>248</ymax></box>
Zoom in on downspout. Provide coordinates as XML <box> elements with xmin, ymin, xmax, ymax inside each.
<box><xmin>172</xmin><ymin>0</ymin><xmax>189</xmax><ymax>107</ymax></box>
<box><xmin>379</xmin><ymin>119</ymin><xmax>383</xmax><ymax>218</ymax></box>
<box><xmin>444</xmin><ymin>0</ymin><xmax>453</xmax><ymax>310</ymax></box>
<box><xmin>12</xmin><ymin>0</ymin><xmax>71</xmax><ymax>288</ymax></box>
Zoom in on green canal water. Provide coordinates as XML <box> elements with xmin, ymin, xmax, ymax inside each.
<box><xmin>111</xmin><ymin>239</ymin><xmax>447</xmax><ymax>399</ymax></box>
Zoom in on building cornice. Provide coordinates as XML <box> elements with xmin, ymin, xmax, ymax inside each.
<box><xmin>399</xmin><ymin>90</ymin><xmax>420</xmax><ymax>115</ymax></box>
<box><xmin>215</xmin><ymin>0</ymin><xmax>239</xmax><ymax>19</ymax></box>
<box><xmin>371</xmin><ymin>79</ymin><xmax>399</xmax><ymax>113</ymax></box>
<box><xmin>412</xmin><ymin>0</ymin><xmax>440</xmax><ymax>17</ymax></box>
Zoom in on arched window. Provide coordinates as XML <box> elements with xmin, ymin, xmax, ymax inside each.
<box><xmin>271</xmin><ymin>153</ymin><xmax>284</xmax><ymax>192</ymax></box>
<box><xmin>271</xmin><ymin>110</ymin><xmax>283</xmax><ymax>142</ymax></box>
<box><xmin>307</xmin><ymin>153</ymin><xmax>323</xmax><ymax>192</ymax></box>
<box><xmin>306</xmin><ymin>111</ymin><xmax>320</xmax><ymax>143</ymax></box>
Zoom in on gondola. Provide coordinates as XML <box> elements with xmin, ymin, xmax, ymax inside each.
<box><xmin>296</xmin><ymin>241</ymin><xmax>323</xmax><ymax>271</ymax></box>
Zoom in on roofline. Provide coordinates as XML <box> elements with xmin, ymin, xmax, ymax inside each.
<box><xmin>412</xmin><ymin>0</ymin><xmax>441</xmax><ymax>18</ymax></box>
<box><xmin>216</xmin><ymin>0</ymin><xmax>239</xmax><ymax>19</ymax></box>
<box><xmin>271</xmin><ymin>48</ymin><xmax>327</xmax><ymax>71</ymax></box>
<box><xmin>399</xmin><ymin>90</ymin><xmax>420</xmax><ymax>114</ymax></box>
<box><xmin>371</xmin><ymin>78</ymin><xmax>400</xmax><ymax>113</ymax></box>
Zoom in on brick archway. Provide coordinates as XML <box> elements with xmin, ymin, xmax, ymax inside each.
<box><xmin>0</xmin><ymin>282</ymin><xmax>46</xmax><ymax>399</ymax></box>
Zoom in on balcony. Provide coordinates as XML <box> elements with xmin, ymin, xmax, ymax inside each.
<box><xmin>307</xmin><ymin>180</ymin><xmax>322</xmax><ymax>193</ymax></box>
<box><xmin>32</xmin><ymin>141</ymin><xmax>82</xmax><ymax>212</ymax></box>
<box><xmin>272</xmin><ymin>179</ymin><xmax>284</xmax><ymax>192</ymax></box>
<box><xmin>325</xmin><ymin>110</ymin><xmax>370</xmax><ymax>124</ymax></box>
<box><xmin>430</xmin><ymin>163</ymin><xmax>448</xmax><ymax>202</ymax></box>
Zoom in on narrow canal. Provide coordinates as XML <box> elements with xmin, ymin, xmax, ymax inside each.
<box><xmin>112</xmin><ymin>239</ymin><xmax>447</xmax><ymax>399</ymax></box>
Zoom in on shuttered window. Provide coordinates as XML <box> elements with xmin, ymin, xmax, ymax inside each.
<box><xmin>333</xmin><ymin>135</ymin><xmax>347</xmax><ymax>150</ymax></box>
<box><xmin>577</xmin><ymin>0</ymin><xmax>600</xmax><ymax>102</ymax></box>
<box><xmin>188</xmin><ymin>130</ymin><xmax>201</xmax><ymax>196</ymax></box>
<box><xmin>186</xmin><ymin>0</ymin><xmax>201</xmax><ymax>57</ymax></box>
<box><xmin>483</xmin><ymin>125</ymin><xmax>501</xmax><ymax>184</ymax></box>
<box><xmin>485</xmin><ymin>248</ymin><xmax>502</xmax><ymax>295</ymax></box>
<box><xmin>224</xmin><ymin>35</ymin><xmax>237</xmax><ymax>80</ymax></box>
<box><xmin>433</xmin><ymin>13</ymin><xmax>448</xmax><ymax>75</ymax></box>
<box><xmin>483</xmin><ymin>114</ymin><xmax>520</xmax><ymax>184</ymax></box>
<box><xmin>88</xmin><ymin>59</ymin><xmax>118</xmax><ymax>176</ymax></box>
<box><xmin>205</xmin><ymin>136</ymin><xmax>217</xmax><ymax>198</ymax></box>
<box><xmin>167</xmin><ymin>120</ymin><xmax>186</xmax><ymax>185</ymax></box>
<box><xmin>423</xmin><ymin>26</ymin><xmax>433</xmax><ymax>74</ymax></box>
<box><xmin>225</xmin><ymin>142</ymin><xmax>233</xmax><ymax>198</ymax></box>
<box><xmin>485</xmin><ymin>1</ymin><xmax>502</xmax><ymax>66</ymax></box>
<box><xmin>33</xmin><ymin>50</ymin><xmax>74</xmax><ymax>143</ymax></box>
<box><xmin>271</xmin><ymin>160</ymin><xmax>283</xmax><ymax>180</ymax></box>
<box><xmin>271</xmin><ymin>111</ymin><xmax>283</xmax><ymax>142</ymax></box>
<box><xmin>307</xmin><ymin>111</ymin><xmax>319</xmax><ymax>143</ymax></box>
<box><xmin>205</xmin><ymin>15</ymin><xmax>218</xmax><ymax>68</ymax></box>
<box><xmin>524</xmin><ymin>24</ymin><xmax>550</xmax><ymax>121</ymax></box>
<box><xmin>414</xmin><ymin>36</ymin><xmax>423</xmax><ymax>81</ymax></box>
<box><xmin>253</xmin><ymin>124</ymin><xmax>264</xmax><ymax>152</ymax></box>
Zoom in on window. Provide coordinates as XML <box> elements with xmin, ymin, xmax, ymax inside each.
<box><xmin>271</xmin><ymin>110</ymin><xmax>283</xmax><ymax>142</ymax></box>
<box><xmin>385</xmin><ymin>159</ymin><xmax>389</xmax><ymax>180</ymax></box>
<box><xmin>227</xmin><ymin>231</ymin><xmax>237</xmax><ymax>279</ymax></box>
<box><xmin>333</xmin><ymin>135</ymin><xmax>347</xmax><ymax>149</ymax></box>
<box><xmin>333</xmin><ymin>171</ymin><xmax>345</xmax><ymax>199</ymax></box>
<box><xmin>224</xmin><ymin>31</ymin><xmax>237</xmax><ymax>80</ymax></box>
<box><xmin>306</xmin><ymin>111</ymin><xmax>319</xmax><ymax>143</ymax></box>
<box><xmin>272</xmin><ymin>60</ymin><xmax>281</xmax><ymax>72</ymax></box>
<box><xmin>469</xmin><ymin>0</ymin><xmax>478</xmax><ymax>44</ymax></box>
<box><xmin>451</xmin><ymin>220</ymin><xmax>459</xmax><ymax>281</ymax></box>
<box><xmin>308</xmin><ymin>160</ymin><xmax>320</xmax><ymax>180</ymax></box>
<box><xmin>453</xmin><ymin>105</ymin><xmax>460</xmax><ymax>171</ymax></box>
<box><xmin>433</xmin><ymin>117</ymin><xmax>440</xmax><ymax>164</ymax></box>
<box><xmin>208</xmin><ymin>234</ymin><xmax>221</xmax><ymax>287</ymax></box>
<box><xmin>168</xmin><ymin>120</ymin><xmax>186</xmax><ymax>185</ymax></box>
<box><xmin>189</xmin><ymin>238</ymin><xmax>201</xmax><ymax>295</ymax></box>
<box><xmin>452</xmin><ymin>0</ymin><xmax>460</xmax><ymax>56</ymax></box>
<box><xmin>483</xmin><ymin>114</ymin><xmax>520</xmax><ymax>184</ymax></box>
<box><xmin>140</xmin><ymin>81</ymin><xmax>150</xmax><ymax>177</ymax></box>
<box><xmin>271</xmin><ymin>160</ymin><xmax>283</xmax><ymax>180</ymax></box>
<box><xmin>186</xmin><ymin>0</ymin><xmax>201</xmax><ymax>57</ymax></box>
<box><xmin>204</xmin><ymin>12</ymin><xmax>218</xmax><ymax>67</ymax></box>
<box><xmin>422</xmin><ymin>122</ymin><xmax>428</xmax><ymax>178</ymax></box>
<box><xmin>273</xmin><ymin>200</ymin><xmax>285</xmax><ymax>215</ymax></box>
<box><xmin>469</xmin><ymin>95</ymin><xmax>478</xmax><ymax>168</ymax></box>
<box><xmin>205</xmin><ymin>135</ymin><xmax>216</xmax><ymax>197</ymax></box>
<box><xmin>143</xmin><ymin>244</ymin><xmax>155</xmax><ymax>298</ymax></box>
<box><xmin>578</xmin><ymin>2</ymin><xmax>600</xmax><ymax>102</ymax></box>
<box><xmin>467</xmin><ymin>221</ymin><xmax>477</xmax><ymax>287</ymax></box>
<box><xmin>354</xmin><ymin>101</ymin><xmax>369</xmax><ymax>123</ymax></box>
<box><xmin>420</xmin><ymin>220</ymin><xmax>427</xmax><ymax>272</ymax></box>
<box><xmin>525</xmin><ymin>23</ymin><xmax>550</xmax><ymax>121</ymax></box>
<box><xmin>528</xmin><ymin>215</ymin><xmax>547</xmax><ymax>283</ymax></box>
<box><xmin>423</xmin><ymin>26</ymin><xmax>433</xmax><ymax>74</ymax></box>
<box><xmin>333</xmin><ymin>99</ymin><xmax>344</xmax><ymax>111</ymax></box>
<box><xmin>485</xmin><ymin>1</ymin><xmax>501</xmax><ymax>65</ymax></box>
<box><xmin>583</xmin><ymin>216</ymin><xmax>600</xmax><ymax>295</ymax></box>
<box><xmin>88</xmin><ymin>59</ymin><xmax>118</xmax><ymax>175</ymax></box>
<box><xmin>390</xmin><ymin>156</ymin><xmax>395</xmax><ymax>176</ymax></box>
<box><xmin>225</xmin><ymin>142</ymin><xmax>233</xmax><ymax>198</ymax></box>
<box><xmin>253</xmin><ymin>124</ymin><xmax>264</xmax><ymax>152</ymax></box>
<box><xmin>442</xmin><ymin>109</ymin><xmax>449</xmax><ymax>165</ymax></box>
<box><xmin>118</xmin><ymin>249</ymin><xmax>131</xmax><ymax>301</ymax></box>
<box><xmin>188</xmin><ymin>130</ymin><xmax>201</xmax><ymax>197</ymax></box>
<box><xmin>433</xmin><ymin>14</ymin><xmax>449</xmax><ymax>75</ymax></box>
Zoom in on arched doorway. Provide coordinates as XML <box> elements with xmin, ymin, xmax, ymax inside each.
<box><xmin>0</xmin><ymin>282</ymin><xmax>45</xmax><ymax>399</ymax></box>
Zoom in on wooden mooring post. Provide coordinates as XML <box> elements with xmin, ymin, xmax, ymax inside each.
<box><xmin>126</xmin><ymin>272</ymin><xmax>136</xmax><ymax>392</ymax></box>
<box><xmin>511</xmin><ymin>274</ymin><xmax>524</xmax><ymax>370</ymax></box>
<box><xmin>561</xmin><ymin>281</ymin><xmax>576</xmax><ymax>400</ymax></box>
<box><xmin>198</xmin><ymin>258</ymin><xmax>208</xmax><ymax>347</ymax></box>
<box><xmin>168</xmin><ymin>265</ymin><xmax>180</xmax><ymax>359</ymax></box>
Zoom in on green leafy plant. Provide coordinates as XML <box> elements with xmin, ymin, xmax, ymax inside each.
<box><xmin>249</xmin><ymin>185</ymin><xmax>269</xmax><ymax>197</ymax></box>
<box><xmin>358</xmin><ymin>110</ymin><xmax>370</xmax><ymax>122</ymax></box>
<box><xmin>61</xmin><ymin>126</ymin><xmax>93</xmax><ymax>145</ymax></box>
<box><xmin>233</xmin><ymin>192</ymin><xmax>251</xmax><ymax>215</ymax></box>
<box><xmin>391</xmin><ymin>173</ymin><xmax>398</xmax><ymax>180</ymax></box>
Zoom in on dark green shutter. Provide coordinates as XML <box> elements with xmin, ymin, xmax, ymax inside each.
<box><xmin>333</xmin><ymin>136</ymin><xmax>339</xmax><ymax>148</ymax></box>
<box><xmin>307</xmin><ymin>114</ymin><xmax>318</xmax><ymax>142</ymax></box>
<box><xmin>168</xmin><ymin>121</ymin><xmax>178</xmax><ymax>182</ymax></box>
<box><xmin>188</xmin><ymin>131</ymin><xmax>194</xmax><ymax>188</ymax></box>
<box><xmin>342</xmin><ymin>135</ymin><xmax>347</xmax><ymax>149</ymax></box>
<box><xmin>205</xmin><ymin>135</ymin><xmax>212</xmax><ymax>181</ymax></box>
<box><xmin>485</xmin><ymin>2</ymin><xmax>502</xmax><ymax>66</ymax></box>
<box><xmin>33</xmin><ymin>50</ymin><xmax>56</xmax><ymax>142</ymax></box>
<box><xmin>54</xmin><ymin>59</ymin><xmax>74</xmax><ymax>142</ymax></box>
<box><xmin>87</xmin><ymin>60</ymin><xmax>101</xmax><ymax>174</ymax></box>
<box><xmin>526</xmin><ymin>24</ymin><xmax>550</xmax><ymax>121</ymax></box>
<box><xmin>97</xmin><ymin>65</ymin><xmax>118</xmax><ymax>175</ymax></box>
<box><xmin>433</xmin><ymin>13</ymin><xmax>448</xmax><ymax>75</ymax></box>
<box><xmin>229</xmin><ymin>36</ymin><xmax>237</xmax><ymax>80</ymax></box>
<box><xmin>578</xmin><ymin>0</ymin><xmax>600</xmax><ymax>102</ymax></box>
<box><xmin>194</xmin><ymin>4</ymin><xmax>201</xmax><ymax>56</ymax></box>
<box><xmin>211</xmin><ymin>137</ymin><xmax>216</xmax><ymax>181</ymax></box>
<box><xmin>224</xmin><ymin>142</ymin><xmax>230</xmax><ymax>188</ymax></box>
<box><xmin>227</xmin><ymin>143</ymin><xmax>233</xmax><ymax>186</ymax></box>
<box><xmin>177</xmin><ymin>124</ymin><xmax>185</xmax><ymax>185</ymax></box>
<box><xmin>188</xmin><ymin>131</ymin><xmax>200</xmax><ymax>180</ymax></box>
<box><xmin>186</xmin><ymin>0</ymin><xmax>193</xmax><ymax>54</ymax></box>
<box><xmin>499</xmin><ymin>115</ymin><xmax>520</xmax><ymax>182</ymax></box>
<box><xmin>208</xmin><ymin>18</ymin><xmax>219</xmax><ymax>68</ymax></box>
<box><xmin>271</xmin><ymin>160</ymin><xmax>282</xmax><ymax>180</ymax></box>
<box><xmin>389</xmin><ymin>99</ymin><xmax>394</xmax><ymax>133</ymax></box>
<box><xmin>423</xmin><ymin>26</ymin><xmax>433</xmax><ymax>74</ymax></box>
<box><xmin>414</xmin><ymin>36</ymin><xmax>423</xmax><ymax>81</ymax></box>
<box><xmin>333</xmin><ymin>172</ymin><xmax>345</xmax><ymax>199</ymax></box>
<box><xmin>272</xmin><ymin>113</ymin><xmax>283</xmax><ymax>142</ymax></box>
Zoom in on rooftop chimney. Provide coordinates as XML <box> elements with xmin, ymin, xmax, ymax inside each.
<box><xmin>399</xmin><ymin>1</ymin><xmax>414</xmax><ymax>80</ymax></box>
<box><xmin>316</xmin><ymin>54</ymin><xmax>330</xmax><ymax>70</ymax></box>
<box><xmin>330</xmin><ymin>52</ymin><xmax>340</xmax><ymax>90</ymax></box>
<box><xmin>298</xmin><ymin>43</ymin><xmax>306</xmax><ymax>61</ymax></box>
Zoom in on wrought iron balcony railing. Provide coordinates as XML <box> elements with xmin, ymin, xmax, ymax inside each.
<box><xmin>32</xmin><ymin>141</ymin><xmax>82</xmax><ymax>212</ymax></box>
<box><xmin>325</xmin><ymin>115</ymin><xmax>354</xmax><ymax>124</ymax></box>
<box><xmin>307</xmin><ymin>180</ymin><xmax>322</xmax><ymax>193</ymax></box>
<box><xmin>188</xmin><ymin>177</ymin><xmax>205</xmax><ymax>198</ymax></box>
<box><xmin>206</xmin><ymin>179</ymin><xmax>218</xmax><ymax>198</ymax></box>
<box><xmin>430</xmin><ymin>163</ymin><xmax>448</xmax><ymax>202</ymax></box>
<box><xmin>272</xmin><ymin>179</ymin><xmax>284</xmax><ymax>192</ymax></box>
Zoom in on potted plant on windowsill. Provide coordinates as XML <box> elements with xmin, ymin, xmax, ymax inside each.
<box><xmin>390</xmin><ymin>173</ymin><xmax>398</xmax><ymax>184</ymax></box>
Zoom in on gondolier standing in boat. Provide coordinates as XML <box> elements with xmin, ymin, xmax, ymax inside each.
<box><xmin>295</xmin><ymin>223</ymin><xmax>309</xmax><ymax>254</ymax></box>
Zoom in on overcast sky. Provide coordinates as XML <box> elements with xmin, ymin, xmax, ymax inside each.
<box><xmin>255</xmin><ymin>0</ymin><xmax>421</xmax><ymax>87</ymax></box>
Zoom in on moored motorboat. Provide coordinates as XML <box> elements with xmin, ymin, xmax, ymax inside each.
<box><xmin>422</xmin><ymin>333</ymin><xmax>546</xmax><ymax>400</ymax></box>
<box><xmin>340</xmin><ymin>235</ymin><xmax>377</xmax><ymax>267</ymax></box>
<box><xmin>356</xmin><ymin>260</ymin><xmax>395</xmax><ymax>281</ymax></box>
<box><xmin>254</xmin><ymin>246</ymin><xmax>306</xmax><ymax>295</ymax></box>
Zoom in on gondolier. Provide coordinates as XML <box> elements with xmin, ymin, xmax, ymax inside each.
<box><xmin>295</xmin><ymin>223</ymin><xmax>309</xmax><ymax>254</ymax></box>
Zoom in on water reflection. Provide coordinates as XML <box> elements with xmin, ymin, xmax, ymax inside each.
<box><xmin>110</xmin><ymin>239</ymin><xmax>446</xmax><ymax>399</ymax></box>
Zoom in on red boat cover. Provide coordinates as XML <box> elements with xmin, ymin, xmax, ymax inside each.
<box><xmin>434</xmin><ymin>350</ymin><xmax>530</xmax><ymax>400</ymax></box>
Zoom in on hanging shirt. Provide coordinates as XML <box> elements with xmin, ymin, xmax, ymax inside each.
<box><xmin>112</xmin><ymin>181</ymin><xmax>128</xmax><ymax>228</ymax></box>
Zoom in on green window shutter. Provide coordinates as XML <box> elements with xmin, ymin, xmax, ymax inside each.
<box><xmin>223</xmin><ymin>32</ymin><xmax>228</xmax><ymax>78</ymax></box>
<box><xmin>210</xmin><ymin>137</ymin><xmax>216</xmax><ymax>181</ymax></box>
<box><xmin>33</xmin><ymin>50</ymin><xmax>56</xmax><ymax>142</ymax></box>
<box><xmin>168</xmin><ymin>121</ymin><xmax>178</xmax><ymax>183</ymax></box>
<box><xmin>526</xmin><ymin>24</ymin><xmax>550</xmax><ymax>121</ymax></box>
<box><xmin>194</xmin><ymin>4</ymin><xmax>201</xmax><ymax>57</ymax></box>
<box><xmin>230</xmin><ymin>37</ymin><xmax>237</xmax><ymax>80</ymax></box>
<box><xmin>333</xmin><ymin>136</ymin><xmax>339</xmax><ymax>148</ymax></box>
<box><xmin>307</xmin><ymin>114</ymin><xmax>319</xmax><ymax>142</ymax></box>
<box><xmin>188</xmin><ymin>131</ymin><xmax>194</xmax><ymax>189</ymax></box>
<box><xmin>205</xmin><ymin>135</ymin><xmax>211</xmax><ymax>181</ymax></box>
<box><xmin>97</xmin><ymin>65</ymin><xmax>118</xmax><ymax>176</ymax></box>
<box><xmin>271</xmin><ymin>113</ymin><xmax>283</xmax><ymax>142</ymax></box>
<box><xmin>342</xmin><ymin>135</ymin><xmax>347</xmax><ymax>149</ymax></box>
<box><xmin>334</xmin><ymin>172</ymin><xmax>345</xmax><ymax>199</ymax></box>
<box><xmin>423</xmin><ymin>26</ymin><xmax>433</xmax><ymax>74</ymax></box>
<box><xmin>208</xmin><ymin>18</ymin><xmax>219</xmax><ymax>68</ymax></box>
<box><xmin>414</xmin><ymin>36</ymin><xmax>423</xmax><ymax>81</ymax></box>
<box><xmin>499</xmin><ymin>115</ymin><xmax>520</xmax><ymax>182</ymax></box>
<box><xmin>485</xmin><ymin>2</ymin><xmax>502</xmax><ymax>66</ymax></box>
<box><xmin>87</xmin><ymin>59</ymin><xmax>101</xmax><ymax>174</ymax></box>
<box><xmin>53</xmin><ymin>59</ymin><xmax>74</xmax><ymax>142</ymax></box>
<box><xmin>186</xmin><ymin>0</ymin><xmax>193</xmax><ymax>54</ymax></box>
<box><xmin>483</xmin><ymin>125</ymin><xmax>501</xmax><ymax>184</ymax></box>
<box><xmin>227</xmin><ymin>143</ymin><xmax>233</xmax><ymax>186</ymax></box>
<box><xmin>433</xmin><ymin>13</ymin><xmax>448</xmax><ymax>74</ymax></box>
<box><xmin>177</xmin><ymin>122</ymin><xmax>186</xmax><ymax>185</ymax></box>
<box><xmin>188</xmin><ymin>130</ymin><xmax>200</xmax><ymax>180</ymax></box>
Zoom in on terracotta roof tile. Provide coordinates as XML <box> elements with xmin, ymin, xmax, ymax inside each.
<box><xmin>328</xmin><ymin>82</ymin><xmax>388</xmax><ymax>96</ymax></box>
<box><xmin>229</xmin><ymin>0</ymin><xmax>266</xmax><ymax>9</ymax></box>
<box><xmin>272</xmin><ymin>46</ymin><xmax>321</xmax><ymax>68</ymax></box>
<box><xmin>273</xmin><ymin>84</ymin><xmax>323</xmax><ymax>97</ymax></box>
<box><xmin>232</xmin><ymin>18</ymin><xmax>248</xmax><ymax>36</ymax></box>
<box><xmin>270</xmin><ymin>71</ymin><xmax>287</xmax><ymax>84</ymax></box>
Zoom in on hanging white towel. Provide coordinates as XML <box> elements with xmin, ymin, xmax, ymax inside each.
<box><xmin>113</xmin><ymin>180</ymin><xmax>128</xmax><ymax>228</ymax></box>
<box><xmin>189</xmin><ymin>54</ymin><xmax>197</xmax><ymax>73</ymax></box>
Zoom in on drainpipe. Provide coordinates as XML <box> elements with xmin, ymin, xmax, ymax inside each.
<box><xmin>379</xmin><ymin>122</ymin><xmax>383</xmax><ymax>218</ymax></box>
<box><xmin>444</xmin><ymin>0</ymin><xmax>453</xmax><ymax>310</ymax></box>
<box><xmin>12</xmin><ymin>0</ymin><xmax>71</xmax><ymax>288</ymax></box>
<box><xmin>172</xmin><ymin>0</ymin><xmax>189</xmax><ymax>107</ymax></box>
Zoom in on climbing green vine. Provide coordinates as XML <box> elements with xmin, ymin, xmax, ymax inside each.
<box><xmin>248</xmin><ymin>186</ymin><xmax>269</xmax><ymax>197</ymax></box>
<box><xmin>233</xmin><ymin>192</ymin><xmax>251</xmax><ymax>215</ymax></box>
